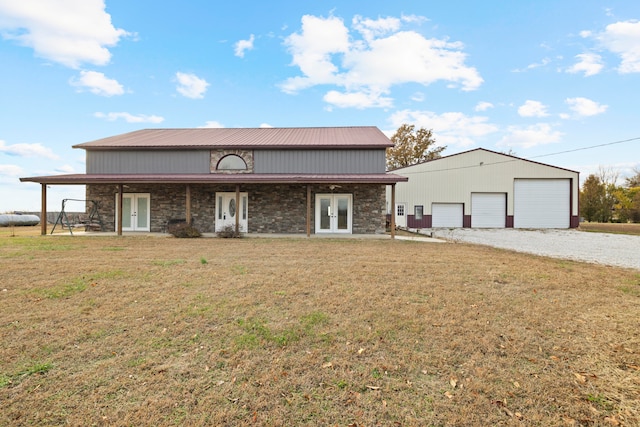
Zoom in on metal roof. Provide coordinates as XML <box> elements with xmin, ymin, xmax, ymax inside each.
<box><xmin>20</xmin><ymin>173</ymin><xmax>408</xmax><ymax>185</ymax></box>
<box><xmin>73</xmin><ymin>127</ymin><xmax>394</xmax><ymax>150</ymax></box>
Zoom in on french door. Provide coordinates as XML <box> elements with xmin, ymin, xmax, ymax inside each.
<box><xmin>215</xmin><ymin>192</ymin><xmax>248</xmax><ymax>232</ymax></box>
<box><xmin>116</xmin><ymin>193</ymin><xmax>150</xmax><ymax>231</ymax></box>
<box><xmin>315</xmin><ymin>194</ymin><xmax>352</xmax><ymax>233</ymax></box>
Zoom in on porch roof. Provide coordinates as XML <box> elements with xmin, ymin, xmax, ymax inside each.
<box><xmin>20</xmin><ymin>173</ymin><xmax>408</xmax><ymax>185</ymax></box>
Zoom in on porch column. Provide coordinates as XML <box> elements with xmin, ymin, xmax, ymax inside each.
<box><xmin>306</xmin><ymin>185</ymin><xmax>311</xmax><ymax>237</ymax></box>
<box><xmin>117</xmin><ymin>184</ymin><xmax>123</xmax><ymax>236</ymax></box>
<box><xmin>235</xmin><ymin>184</ymin><xmax>240</xmax><ymax>236</ymax></box>
<box><xmin>40</xmin><ymin>184</ymin><xmax>47</xmax><ymax>235</ymax></box>
<box><xmin>390</xmin><ymin>183</ymin><xmax>396</xmax><ymax>239</ymax></box>
<box><xmin>185</xmin><ymin>184</ymin><xmax>192</xmax><ymax>225</ymax></box>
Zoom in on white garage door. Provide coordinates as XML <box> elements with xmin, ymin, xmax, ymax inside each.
<box><xmin>471</xmin><ymin>193</ymin><xmax>506</xmax><ymax>228</ymax></box>
<box><xmin>514</xmin><ymin>179</ymin><xmax>570</xmax><ymax>228</ymax></box>
<box><xmin>432</xmin><ymin>203</ymin><xmax>463</xmax><ymax>228</ymax></box>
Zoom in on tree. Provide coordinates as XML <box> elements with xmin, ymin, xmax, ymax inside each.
<box><xmin>625</xmin><ymin>167</ymin><xmax>640</xmax><ymax>188</ymax></box>
<box><xmin>580</xmin><ymin>174</ymin><xmax>605</xmax><ymax>222</ymax></box>
<box><xmin>386</xmin><ymin>124</ymin><xmax>446</xmax><ymax>170</ymax></box>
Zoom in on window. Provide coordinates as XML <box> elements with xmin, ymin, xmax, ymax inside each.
<box><xmin>415</xmin><ymin>205</ymin><xmax>423</xmax><ymax>220</ymax></box>
<box><xmin>397</xmin><ymin>204</ymin><xmax>405</xmax><ymax>216</ymax></box>
<box><xmin>217</xmin><ymin>154</ymin><xmax>247</xmax><ymax>170</ymax></box>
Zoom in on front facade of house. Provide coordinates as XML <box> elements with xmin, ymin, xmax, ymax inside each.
<box><xmin>387</xmin><ymin>148</ymin><xmax>580</xmax><ymax>229</ymax></box>
<box><xmin>21</xmin><ymin>127</ymin><xmax>407</xmax><ymax>235</ymax></box>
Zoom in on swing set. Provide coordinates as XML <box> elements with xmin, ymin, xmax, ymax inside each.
<box><xmin>51</xmin><ymin>199</ymin><xmax>103</xmax><ymax>235</ymax></box>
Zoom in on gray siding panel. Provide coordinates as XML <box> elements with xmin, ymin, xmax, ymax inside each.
<box><xmin>87</xmin><ymin>151</ymin><xmax>210</xmax><ymax>174</ymax></box>
<box><xmin>254</xmin><ymin>150</ymin><xmax>385</xmax><ymax>174</ymax></box>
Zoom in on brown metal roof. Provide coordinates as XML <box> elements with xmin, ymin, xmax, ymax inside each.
<box><xmin>73</xmin><ymin>127</ymin><xmax>394</xmax><ymax>150</ymax></box>
<box><xmin>20</xmin><ymin>173</ymin><xmax>408</xmax><ymax>185</ymax></box>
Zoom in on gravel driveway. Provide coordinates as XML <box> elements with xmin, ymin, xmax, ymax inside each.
<box><xmin>424</xmin><ymin>228</ymin><xmax>640</xmax><ymax>270</ymax></box>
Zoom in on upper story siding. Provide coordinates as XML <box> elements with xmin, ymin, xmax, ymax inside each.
<box><xmin>86</xmin><ymin>149</ymin><xmax>386</xmax><ymax>174</ymax></box>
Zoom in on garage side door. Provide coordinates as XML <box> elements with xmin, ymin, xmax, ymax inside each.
<box><xmin>432</xmin><ymin>203</ymin><xmax>463</xmax><ymax>228</ymax></box>
<box><xmin>514</xmin><ymin>179</ymin><xmax>570</xmax><ymax>228</ymax></box>
<box><xmin>471</xmin><ymin>193</ymin><xmax>506</xmax><ymax>228</ymax></box>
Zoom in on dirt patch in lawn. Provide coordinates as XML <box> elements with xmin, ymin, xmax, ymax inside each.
<box><xmin>1</xmin><ymin>234</ymin><xmax>639</xmax><ymax>426</ymax></box>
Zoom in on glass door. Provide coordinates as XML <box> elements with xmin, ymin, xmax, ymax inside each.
<box><xmin>117</xmin><ymin>193</ymin><xmax>150</xmax><ymax>232</ymax></box>
<box><xmin>215</xmin><ymin>192</ymin><xmax>248</xmax><ymax>232</ymax></box>
<box><xmin>315</xmin><ymin>194</ymin><xmax>352</xmax><ymax>233</ymax></box>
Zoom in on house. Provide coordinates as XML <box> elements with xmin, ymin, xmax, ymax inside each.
<box><xmin>387</xmin><ymin>148</ymin><xmax>580</xmax><ymax>229</ymax></box>
<box><xmin>21</xmin><ymin>127</ymin><xmax>408</xmax><ymax>236</ymax></box>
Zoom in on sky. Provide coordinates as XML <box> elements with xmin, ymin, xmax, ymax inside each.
<box><xmin>1</xmin><ymin>0</ymin><xmax>639</xmax><ymax>212</ymax></box>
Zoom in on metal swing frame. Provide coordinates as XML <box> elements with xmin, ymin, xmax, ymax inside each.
<box><xmin>51</xmin><ymin>199</ymin><xmax>103</xmax><ymax>235</ymax></box>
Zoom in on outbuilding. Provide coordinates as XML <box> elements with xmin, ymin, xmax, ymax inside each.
<box><xmin>387</xmin><ymin>148</ymin><xmax>579</xmax><ymax>229</ymax></box>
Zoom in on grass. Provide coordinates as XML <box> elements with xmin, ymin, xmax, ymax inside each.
<box><xmin>0</xmin><ymin>230</ymin><xmax>639</xmax><ymax>425</ymax></box>
<box><xmin>579</xmin><ymin>222</ymin><xmax>640</xmax><ymax>235</ymax></box>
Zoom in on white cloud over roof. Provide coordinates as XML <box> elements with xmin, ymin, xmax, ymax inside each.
<box><xmin>281</xmin><ymin>14</ymin><xmax>482</xmax><ymax>109</ymax></box>
<box><xmin>389</xmin><ymin>109</ymin><xmax>498</xmax><ymax>147</ymax></box>
<box><xmin>0</xmin><ymin>164</ymin><xmax>24</xmax><ymax>176</ymax></box>
<box><xmin>69</xmin><ymin>70</ymin><xmax>124</xmax><ymax>96</ymax></box>
<box><xmin>0</xmin><ymin>0</ymin><xmax>130</xmax><ymax>68</ymax></box>
<box><xmin>498</xmin><ymin>123</ymin><xmax>564</xmax><ymax>149</ymax></box>
<box><xmin>93</xmin><ymin>112</ymin><xmax>164</xmax><ymax>123</ymax></box>
<box><xmin>175</xmin><ymin>72</ymin><xmax>209</xmax><ymax>99</ymax></box>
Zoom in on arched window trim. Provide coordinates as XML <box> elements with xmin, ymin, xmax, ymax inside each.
<box><xmin>216</xmin><ymin>154</ymin><xmax>247</xmax><ymax>171</ymax></box>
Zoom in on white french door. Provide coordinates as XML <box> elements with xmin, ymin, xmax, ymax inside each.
<box><xmin>116</xmin><ymin>193</ymin><xmax>150</xmax><ymax>231</ymax></box>
<box><xmin>315</xmin><ymin>194</ymin><xmax>352</xmax><ymax>233</ymax></box>
<box><xmin>395</xmin><ymin>203</ymin><xmax>406</xmax><ymax>228</ymax></box>
<box><xmin>215</xmin><ymin>192</ymin><xmax>248</xmax><ymax>232</ymax></box>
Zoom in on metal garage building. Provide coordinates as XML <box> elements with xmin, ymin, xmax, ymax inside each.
<box><xmin>387</xmin><ymin>148</ymin><xmax>579</xmax><ymax>229</ymax></box>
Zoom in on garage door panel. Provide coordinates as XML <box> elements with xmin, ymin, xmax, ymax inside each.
<box><xmin>472</xmin><ymin>193</ymin><xmax>506</xmax><ymax>228</ymax></box>
<box><xmin>514</xmin><ymin>179</ymin><xmax>569</xmax><ymax>228</ymax></box>
<box><xmin>432</xmin><ymin>203</ymin><xmax>463</xmax><ymax>228</ymax></box>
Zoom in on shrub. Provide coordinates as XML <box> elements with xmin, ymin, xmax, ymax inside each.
<box><xmin>217</xmin><ymin>224</ymin><xmax>242</xmax><ymax>238</ymax></box>
<box><xmin>168</xmin><ymin>223</ymin><xmax>201</xmax><ymax>238</ymax></box>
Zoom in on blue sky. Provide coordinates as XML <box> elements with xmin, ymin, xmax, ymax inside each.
<box><xmin>1</xmin><ymin>0</ymin><xmax>639</xmax><ymax>212</ymax></box>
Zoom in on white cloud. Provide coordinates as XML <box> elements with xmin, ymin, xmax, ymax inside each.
<box><xmin>94</xmin><ymin>112</ymin><xmax>164</xmax><ymax>123</ymax></box>
<box><xmin>0</xmin><ymin>0</ymin><xmax>131</xmax><ymax>68</ymax></box>
<box><xmin>389</xmin><ymin>109</ymin><xmax>499</xmax><ymax>147</ymax></box>
<box><xmin>566</xmin><ymin>53</ymin><xmax>604</xmax><ymax>76</ymax></box>
<box><xmin>259</xmin><ymin>123</ymin><xmax>273</xmax><ymax>128</ymax></box>
<box><xmin>69</xmin><ymin>70</ymin><xmax>124</xmax><ymax>96</ymax></box>
<box><xmin>199</xmin><ymin>121</ymin><xmax>224</xmax><ymax>128</ymax></box>
<box><xmin>474</xmin><ymin>101</ymin><xmax>494</xmax><ymax>112</ymax></box>
<box><xmin>513</xmin><ymin>57</ymin><xmax>551</xmax><ymax>72</ymax></box>
<box><xmin>55</xmin><ymin>164</ymin><xmax>75</xmax><ymax>173</ymax></box>
<box><xmin>0</xmin><ymin>164</ymin><xmax>24</xmax><ymax>176</ymax></box>
<box><xmin>586</xmin><ymin>20</ymin><xmax>640</xmax><ymax>73</ymax></box>
<box><xmin>234</xmin><ymin>34</ymin><xmax>255</xmax><ymax>57</ymax></box>
<box><xmin>323</xmin><ymin>89</ymin><xmax>393</xmax><ymax>109</ymax></box>
<box><xmin>0</xmin><ymin>139</ymin><xmax>59</xmax><ymax>159</ymax></box>
<box><xmin>281</xmin><ymin>14</ymin><xmax>482</xmax><ymax>109</ymax></box>
<box><xmin>565</xmin><ymin>97</ymin><xmax>608</xmax><ymax>117</ymax></box>
<box><xmin>518</xmin><ymin>100</ymin><xmax>549</xmax><ymax>118</ymax></box>
<box><xmin>411</xmin><ymin>92</ymin><xmax>425</xmax><ymax>102</ymax></box>
<box><xmin>175</xmin><ymin>72</ymin><xmax>209</xmax><ymax>99</ymax></box>
<box><xmin>498</xmin><ymin>123</ymin><xmax>563</xmax><ymax>148</ymax></box>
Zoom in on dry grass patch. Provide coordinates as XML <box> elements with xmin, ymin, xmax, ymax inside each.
<box><xmin>579</xmin><ymin>222</ymin><xmax>640</xmax><ymax>236</ymax></box>
<box><xmin>1</xmin><ymin>234</ymin><xmax>639</xmax><ymax>426</ymax></box>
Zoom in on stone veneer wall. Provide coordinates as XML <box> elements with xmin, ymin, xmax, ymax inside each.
<box><xmin>87</xmin><ymin>183</ymin><xmax>386</xmax><ymax>234</ymax></box>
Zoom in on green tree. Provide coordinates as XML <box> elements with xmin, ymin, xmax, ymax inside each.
<box><xmin>386</xmin><ymin>124</ymin><xmax>446</xmax><ymax>170</ymax></box>
<box><xmin>580</xmin><ymin>174</ymin><xmax>606</xmax><ymax>222</ymax></box>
